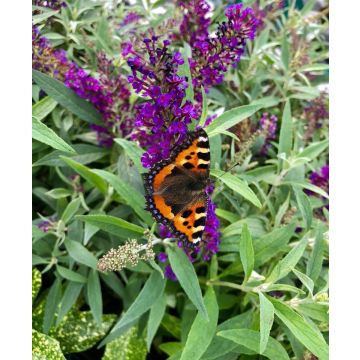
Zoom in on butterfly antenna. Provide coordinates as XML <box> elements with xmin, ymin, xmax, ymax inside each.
<box><xmin>216</xmin><ymin>161</ymin><xmax>242</xmax><ymax>180</ymax></box>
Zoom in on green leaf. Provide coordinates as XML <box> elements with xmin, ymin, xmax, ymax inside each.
<box><xmin>293</xmin><ymin>187</ymin><xmax>313</xmax><ymax>230</ymax></box>
<box><xmin>32</xmin><ymin>70</ymin><xmax>103</xmax><ymax>125</ymax></box>
<box><xmin>61</xmin><ymin>198</ymin><xmax>81</xmax><ymax>224</ymax></box>
<box><xmin>92</xmin><ymin>169</ymin><xmax>153</xmax><ymax>225</ymax></box>
<box><xmin>211</xmin><ymin>169</ymin><xmax>261</xmax><ymax>208</ymax></box>
<box><xmin>239</xmin><ymin>223</ymin><xmax>254</xmax><ymax>284</ymax></box>
<box><xmin>32</xmin><ymin>117</ymin><xmax>76</xmax><ymax>154</ymax></box>
<box><xmin>114</xmin><ymin>138</ymin><xmax>145</xmax><ymax>174</ymax></box>
<box><xmin>33</xmin><ymin>144</ymin><xmax>108</xmax><ymax>167</ymax></box>
<box><xmin>295</xmin><ymin>303</ymin><xmax>329</xmax><ymax>323</ymax></box>
<box><xmin>292</xmin><ymin>268</ymin><xmax>314</xmax><ymax>295</ymax></box>
<box><xmin>51</xmin><ymin>311</ymin><xmax>116</xmax><ymax>354</ymax></box>
<box><xmin>198</xmin><ymin>87</ymin><xmax>208</xmax><ymax>128</ymax></box>
<box><xmin>159</xmin><ymin>342</ymin><xmax>183</xmax><ymax>356</ymax></box>
<box><xmin>60</xmin><ymin>157</ymin><xmax>107</xmax><ymax>193</ymax></box>
<box><xmin>298</xmin><ymin>140</ymin><xmax>329</xmax><ymax>161</ymax></box>
<box><xmin>32</xmin><ymin>96</ymin><xmax>57</xmax><ymax>121</ymax></box>
<box><xmin>103</xmin><ymin>271</ymin><xmax>165</xmax><ymax>345</ymax></box>
<box><xmin>281</xmin><ymin>35</ymin><xmax>290</xmax><ymax>71</ymax></box>
<box><xmin>77</xmin><ymin>214</ymin><xmax>144</xmax><ymax>239</ymax></box>
<box><xmin>57</xmin><ymin>282</ymin><xmax>83</xmax><ymax>325</ymax></box>
<box><xmin>167</xmin><ymin>246</ymin><xmax>208</xmax><ymax>320</ymax></box>
<box><xmin>206</xmin><ymin>104</ymin><xmax>262</xmax><ymax>136</ymax></box>
<box><xmin>278</xmin><ymin>100</ymin><xmax>292</xmax><ymax>157</ymax></box>
<box><xmin>217</xmin><ymin>329</ymin><xmax>289</xmax><ymax>360</ymax></box>
<box><xmin>56</xmin><ymin>265</ymin><xmax>87</xmax><ymax>283</ymax></box>
<box><xmin>266</xmin><ymin>235</ymin><xmax>308</xmax><ymax>284</ymax></box>
<box><xmin>87</xmin><ymin>269</ymin><xmax>103</xmax><ymax>325</ymax></box>
<box><xmin>269</xmin><ymin>297</ymin><xmax>329</xmax><ymax>360</ymax></box>
<box><xmin>259</xmin><ymin>292</ymin><xmax>275</xmax><ymax>354</ymax></box>
<box><xmin>253</xmin><ymin>222</ymin><xmax>296</xmax><ymax>266</ymax></box>
<box><xmin>64</xmin><ymin>238</ymin><xmax>98</xmax><ymax>269</ymax></box>
<box><xmin>103</xmin><ymin>326</ymin><xmax>147</xmax><ymax>360</ymax></box>
<box><xmin>146</xmin><ymin>292</ymin><xmax>167</xmax><ymax>350</ymax></box>
<box><xmin>161</xmin><ymin>314</ymin><xmax>182</xmax><ymax>340</ymax></box>
<box><xmin>32</xmin><ymin>330</ymin><xmax>65</xmax><ymax>360</ymax></box>
<box><xmin>282</xmin><ymin>180</ymin><xmax>329</xmax><ymax>199</ymax></box>
<box><xmin>32</xmin><ymin>268</ymin><xmax>42</xmax><ymax>302</ymax></box>
<box><xmin>46</xmin><ymin>188</ymin><xmax>72</xmax><ymax>199</ymax></box>
<box><xmin>180</xmin><ymin>287</ymin><xmax>219</xmax><ymax>360</ymax></box>
<box><xmin>43</xmin><ymin>278</ymin><xmax>62</xmax><ymax>334</ymax></box>
<box><xmin>306</xmin><ymin>225</ymin><xmax>325</xmax><ymax>283</ymax></box>
<box><xmin>298</xmin><ymin>64</ymin><xmax>329</xmax><ymax>72</ymax></box>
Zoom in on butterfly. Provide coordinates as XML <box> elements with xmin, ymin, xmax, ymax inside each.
<box><xmin>143</xmin><ymin>128</ymin><xmax>211</xmax><ymax>247</ymax></box>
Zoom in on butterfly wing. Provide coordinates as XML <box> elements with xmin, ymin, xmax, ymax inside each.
<box><xmin>143</xmin><ymin>129</ymin><xmax>210</xmax><ymax>245</ymax></box>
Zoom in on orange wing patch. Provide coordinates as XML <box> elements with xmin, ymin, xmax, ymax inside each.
<box><xmin>153</xmin><ymin>194</ymin><xmax>174</xmax><ymax>220</ymax></box>
<box><xmin>175</xmin><ymin>138</ymin><xmax>210</xmax><ymax>173</ymax></box>
<box><xmin>153</xmin><ymin>163</ymin><xmax>175</xmax><ymax>191</ymax></box>
<box><xmin>173</xmin><ymin>201</ymin><xmax>207</xmax><ymax>244</ymax></box>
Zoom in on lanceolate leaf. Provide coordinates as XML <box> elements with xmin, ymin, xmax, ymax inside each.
<box><xmin>259</xmin><ymin>292</ymin><xmax>275</xmax><ymax>354</ymax></box>
<box><xmin>211</xmin><ymin>169</ymin><xmax>261</xmax><ymax>208</ymax></box>
<box><xmin>278</xmin><ymin>100</ymin><xmax>292</xmax><ymax>157</ymax></box>
<box><xmin>167</xmin><ymin>246</ymin><xmax>208</xmax><ymax>320</ymax></box>
<box><xmin>102</xmin><ymin>271</ymin><xmax>165</xmax><ymax>346</ymax></box>
<box><xmin>239</xmin><ymin>223</ymin><xmax>254</xmax><ymax>284</ymax></box>
<box><xmin>206</xmin><ymin>104</ymin><xmax>262</xmax><ymax>136</ymax></box>
<box><xmin>217</xmin><ymin>329</ymin><xmax>289</xmax><ymax>360</ymax></box>
<box><xmin>64</xmin><ymin>238</ymin><xmax>98</xmax><ymax>269</ymax></box>
<box><xmin>266</xmin><ymin>235</ymin><xmax>309</xmax><ymax>284</ymax></box>
<box><xmin>32</xmin><ymin>96</ymin><xmax>57</xmax><ymax>121</ymax></box>
<box><xmin>146</xmin><ymin>292</ymin><xmax>167</xmax><ymax>351</ymax></box>
<box><xmin>92</xmin><ymin>169</ymin><xmax>153</xmax><ymax>225</ymax></box>
<box><xmin>32</xmin><ymin>117</ymin><xmax>76</xmax><ymax>154</ymax></box>
<box><xmin>32</xmin><ymin>70</ymin><xmax>103</xmax><ymax>125</ymax></box>
<box><xmin>87</xmin><ymin>269</ymin><xmax>103</xmax><ymax>325</ymax></box>
<box><xmin>43</xmin><ymin>278</ymin><xmax>62</xmax><ymax>334</ymax></box>
<box><xmin>77</xmin><ymin>214</ymin><xmax>144</xmax><ymax>239</ymax></box>
<box><xmin>180</xmin><ymin>287</ymin><xmax>219</xmax><ymax>360</ymax></box>
<box><xmin>114</xmin><ymin>138</ymin><xmax>145</xmax><ymax>174</ymax></box>
<box><xmin>269</xmin><ymin>297</ymin><xmax>329</xmax><ymax>360</ymax></box>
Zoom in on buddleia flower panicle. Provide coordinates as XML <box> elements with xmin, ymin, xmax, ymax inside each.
<box><xmin>120</xmin><ymin>11</ymin><xmax>142</xmax><ymax>26</ymax></box>
<box><xmin>33</xmin><ymin>0</ymin><xmax>66</xmax><ymax>11</ymax></box>
<box><xmin>188</xmin><ymin>3</ymin><xmax>259</xmax><ymax>100</ymax></box>
<box><xmin>32</xmin><ymin>26</ymin><xmax>132</xmax><ymax>146</ymax></box>
<box><xmin>97</xmin><ymin>237</ymin><xmax>155</xmax><ymax>272</ymax></box>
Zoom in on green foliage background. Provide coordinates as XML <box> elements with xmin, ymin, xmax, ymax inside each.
<box><xmin>32</xmin><ymin>0</ymin><xmax>329</xmax><ymax>359</ymax></box>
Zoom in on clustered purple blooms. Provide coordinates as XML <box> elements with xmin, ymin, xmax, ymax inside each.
<box><xmin>309</xmin><ymin>165</ymin><xmax>329</xmax><ymax>194</ymax></box>
<box><xmin>177</xmin><ymin>0</ymin><xmax>211</xmax><ymax>50</ymax></box>
<box><xmin>123</xmin><ymin>36</ymin><xmax>197</xmax><ymax>168</ymax></box>
<box><xmin>32</xmin><ymin>25</ymin><xmax>132</xmax><ymax>145</ymax></box>
<box><xmin>188</xmin><ymin>3</ymin><xmax>258</xmax><ymax>98</ymax></box>
<box><xmin>258</xmin><ymin>112</ymin><xmax>278</xmax><ymax>155</ymax></box>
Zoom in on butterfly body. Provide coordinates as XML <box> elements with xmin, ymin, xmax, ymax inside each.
<box><xmin>143</xmin><ymin>129</ymin><xmax>211</xmax><ymax>246</ymax></box>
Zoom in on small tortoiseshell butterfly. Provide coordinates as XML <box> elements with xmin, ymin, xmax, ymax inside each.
<box><xmin>143</xmin><ymin>128</ymin><xmax>211</xmax><ymax>247</ymax></box>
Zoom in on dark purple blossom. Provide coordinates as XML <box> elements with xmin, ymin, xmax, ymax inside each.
<box><xmin>164</xmin><ymin>265</ymin><xmax>177</xmax><ymax>281</ymax></box>
<box><xmin>309</xmin><ymin>165</ymin><xmax>329</xmax><ymax>194</ymax></box>
<box><xmin>158</xmin><ymin>252</ymin><xmax>168</xmax><ymax>263</ymax></box>
<box><xmin>187</xmin><ymin>3</ymin><xmax>259</xmax><ymax>101</ymax></box>
<box><xmin>258</xmin><ymin>112</ymin><xmax>278</xmax><ymax>155</ymax></box>
<box><xmin>252</xmin><ymin>0</ymin><xmax>285</xmax><ymax>29</ymax></box>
